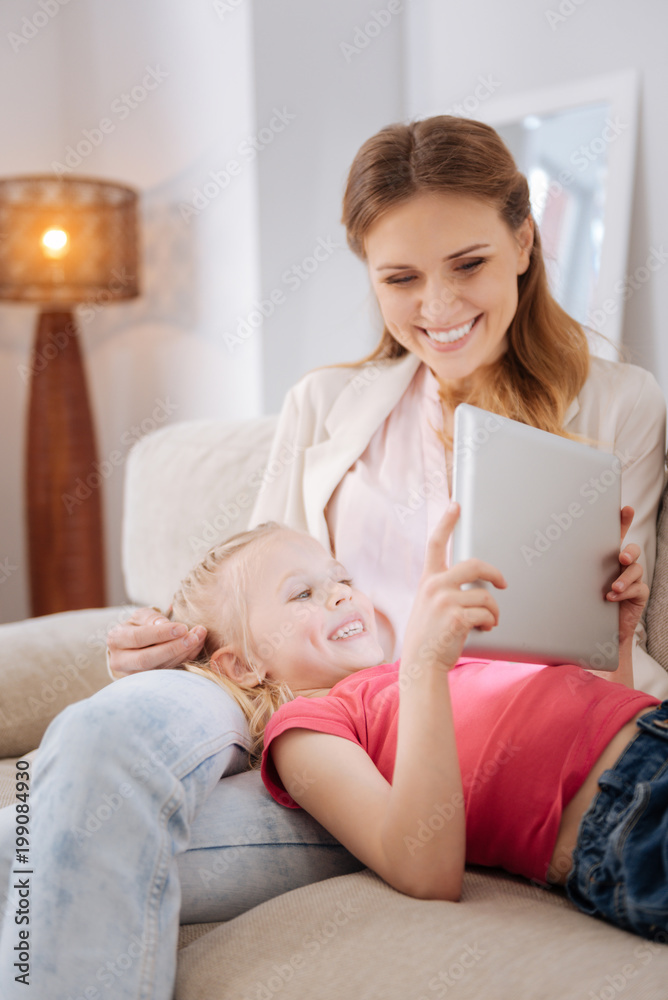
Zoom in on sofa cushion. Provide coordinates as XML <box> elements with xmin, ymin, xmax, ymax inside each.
<box><xmin>0</xmin><ymin>607</ymin><xmax>129</xmax><ymax>757</ymax></box>
<box><xmin>647</xmin><ymin>474</ymin><xmax>668</xmax><ymax>670</ymax></box>
<box><xmin>174</xmin><ymin>867</ymin><xmax>668</xmax><ymax>999</ymax></box>
<box><xmin>122</xmin><ymin>416</ymin><xmax>277</xmax><ymax>610</ymax></box>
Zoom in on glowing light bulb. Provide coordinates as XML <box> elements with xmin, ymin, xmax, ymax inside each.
<box><xmin>41</xmin><ymin>228</ymin><xmax>69</xmax><ymax>258</ymax></box>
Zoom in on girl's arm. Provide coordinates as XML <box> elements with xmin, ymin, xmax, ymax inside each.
<box><xmin>272</xmin><ymin>504</ymin><xmax>506</xmax><ymax>901</ymax></box>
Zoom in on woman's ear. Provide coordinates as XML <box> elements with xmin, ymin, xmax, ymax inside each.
<box><xmin>209</xmin><ymin>646</ymin><xmax>266</xmax><ymax>688</ymax></box>
<box><xmin>516</xmin><ymin>216</ymin><xmax>534</xmax><ymax>275</ymax></box>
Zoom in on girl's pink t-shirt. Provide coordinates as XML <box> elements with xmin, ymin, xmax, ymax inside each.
<box><xmin>325</xmin><ymin>363</ymin><xmax>448</xmax><ymax>660</ymax></box>
<box><xmin>261</xmin><ymin>658</ymin><xmax>658</xmax><ymax>883</ymax></box>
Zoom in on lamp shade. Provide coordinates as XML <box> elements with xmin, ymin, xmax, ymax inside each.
<box><xmin>0</xmin><ymin>175</ymin><xmax>139</xmax><ymax>304</ymax></box>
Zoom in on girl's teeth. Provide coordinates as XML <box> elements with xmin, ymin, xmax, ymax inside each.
<box><xmin>425</xmin><ymin>318</ymin><xmax>476</xmax><ymax>343</ymax></box>
<box><xmin>331</xmin><ymin>621</ymin><xmax>364</xmax><ymax>640</ymax></box>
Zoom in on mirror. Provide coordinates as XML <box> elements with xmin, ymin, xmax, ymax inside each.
<box><xmin>476</xmin><ymin>71</ymin><xmax>639</xmax><ymax>358</ymax></box>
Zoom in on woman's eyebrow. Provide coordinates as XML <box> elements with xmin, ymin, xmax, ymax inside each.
<box><xmin>375</xmin><ymin>243</ymin><xmax>491</xmax><ymax>270</ymax></box>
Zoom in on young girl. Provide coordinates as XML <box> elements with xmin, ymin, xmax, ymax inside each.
<box><xmin>171</xmin><ymin>505</ymin><xmax>665</xmax><ymax>939</ymax></box>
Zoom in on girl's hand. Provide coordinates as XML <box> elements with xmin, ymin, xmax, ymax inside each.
<box><xmin>607</xmin><ymin>506</ymin><xmax>649</xmax><ymax>650</ymax></box>
<box><xmin>402</xmin><ymin>503</ymin><xmax>507</xmax><ymax>673</ymax></box>
<box><xmin>107</xmin><ymin>607</ymin><xmax>207</xmax><ymax>678</ymax></box>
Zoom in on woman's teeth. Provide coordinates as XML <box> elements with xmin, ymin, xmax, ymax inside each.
<box><xmin>424</xmin><ymin>317</ymin><xmax>476</xmax><ymax>344</ymax></box>
<box><xmin>331</xmin><ymin>621</ymin><xmax>364</xmax><ymax>641</ymax></box>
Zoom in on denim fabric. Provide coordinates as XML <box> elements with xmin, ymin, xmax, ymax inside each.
<box><xmin>566</xmin><ymin>700</ymin><xmax>668</xmax><ymax>940</ymax></box>
<box><xmin>0</xmin><ymin>670</ymin><xmax>364</xmax><ymax>1000</ymax></box>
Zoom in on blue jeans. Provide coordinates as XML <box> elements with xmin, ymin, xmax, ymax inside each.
<box><xmin>567</xmin><ymin>700</ymin><xmax>668</xmax><ymax>940</ymax></box>
<box><xmin>0</xmin><ymin>670</ymin><xmax>364</xmax><ymax>999</ymax></box>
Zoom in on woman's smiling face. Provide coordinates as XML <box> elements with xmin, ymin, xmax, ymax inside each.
<box><xmin>365</xmin><ymin>191</ymin><xmax>533</xmax><ymax>385</ymax></box>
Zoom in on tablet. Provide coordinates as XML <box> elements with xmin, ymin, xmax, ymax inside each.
<box><xmin>451</xmin><ymin>403</ymin><xmax>621</xmax><ymax>670</ymax></box>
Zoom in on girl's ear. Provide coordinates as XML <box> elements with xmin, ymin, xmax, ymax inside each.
<box><xmin>209</xmin><ymin>646</ymin><xmax>266</xmax><ymax>688</ymax></box>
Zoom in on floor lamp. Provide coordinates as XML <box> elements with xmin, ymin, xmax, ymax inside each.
<box><xmin>0</xmin><ymin>175</ymin><xmax>139</xmax><ymax>617</ymax></box>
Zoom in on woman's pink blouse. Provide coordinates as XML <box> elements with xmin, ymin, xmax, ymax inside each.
<box><xmin>326</xmin><ymin>364</ymin><xmax>449</xmax><ymax>660</ymax></box>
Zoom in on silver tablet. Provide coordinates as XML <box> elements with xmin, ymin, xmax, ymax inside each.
<box><xmin>451</xmin><ymin>403</ymin><xmax>621</xmax><ymax>670</ymax></box>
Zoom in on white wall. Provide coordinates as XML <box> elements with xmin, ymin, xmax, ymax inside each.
<box><xmin>405</xmin><ymin>0</ymin><xmax>668</xmax><ymax>398</ymax></box>
<box><xmin>0</xmin><ymin>0</ymin><xmax>261</xmax><ymax>622</ymax></box>
<box><xmin>251</xmin><ymin>0</ymin><xmax>406</xmax><ymax>412</ymax></box>
<box><xmin>0</xmin><ymin>1</ymin><xmax>67</xmax><ymax>624</ymax></box>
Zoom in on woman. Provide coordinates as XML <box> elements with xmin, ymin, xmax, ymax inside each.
<box><xmin>109</xmin><ymin>115</ymin><xmax>666</xmax><ymax>685</ymax></box>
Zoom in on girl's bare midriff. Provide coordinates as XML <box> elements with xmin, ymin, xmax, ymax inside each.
<box><xmin>547</xmin><ymin>706</ymin><xmax>655</xmax><ymax>885</ymax></box>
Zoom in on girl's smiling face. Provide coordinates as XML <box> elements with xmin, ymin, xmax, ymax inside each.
<box><xmin>235</xmin><ymin>530</ymin><xmax>384</xmax><ymax>697</ymax></box>
<box><xmin>365</xmin><ymin>191</ymin><xmax>533</xmax><ymax>385</ymax></box>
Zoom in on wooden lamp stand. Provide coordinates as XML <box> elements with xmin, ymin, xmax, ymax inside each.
<box><xmin>26</xmin><ymin>310</ymin><xmax>106</xmax><ymax>616</ymax></box>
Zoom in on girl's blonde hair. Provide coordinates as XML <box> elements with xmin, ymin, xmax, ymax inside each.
<box><xmin>341</xmin><ymin>115</ymin><xmax>590</xmax><ymax>444</ymax></box>
<box><xmin>171</xmin><ymin>522</ymin><xmax>295</xmax><ymax>769</ymax></box>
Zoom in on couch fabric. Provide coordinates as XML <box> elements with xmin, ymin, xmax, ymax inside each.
<box><xmin>3</xmin><ymin>417</ymin><xmax>668</xmax><ymax>999</ymax></box>
<box><xmin>122</xmin><ymin>416</ymin><xmax>277</xmax><ymax>610</ymax></box>
<box><xmin>648</xmin><ymin>481</ymin><xmax>668</xmax><ymax>669</ymax></box>
<box><xmin>0</xmin><ymin>608</ymin><xmax>124</xmax><ymax>758</ymax></box>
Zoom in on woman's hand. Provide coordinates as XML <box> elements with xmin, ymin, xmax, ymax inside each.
<box><xmin>607</xmin><ymin>506</ymin><xmax>650</xmax><ymax>650</ymax></box>
<box><xmin>401</xmin><ymin>502</ymin><xmax>507</xmax><ymax>673</ymax></box>
<box><xmin>107</xmin><ymin>607</ymin><xmax>207</xmax><ymax>678</ymax></box>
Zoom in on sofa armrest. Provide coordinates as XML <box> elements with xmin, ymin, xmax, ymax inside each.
<box><xmin>0</xmin><ymin>606</ymin><xmax>134</xmax><ymax>758</ymax></box>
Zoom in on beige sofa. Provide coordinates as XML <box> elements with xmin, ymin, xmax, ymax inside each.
<box><xmin>2</xmin><ymin>416</ymin><xmax>668</xmax><ymax>999</ymax></box>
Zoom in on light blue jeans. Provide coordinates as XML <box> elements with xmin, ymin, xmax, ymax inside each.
<box><xmin>0</xmin><ymin>670</ymin><xmax>364</xmax><ymax>999</ymax></box>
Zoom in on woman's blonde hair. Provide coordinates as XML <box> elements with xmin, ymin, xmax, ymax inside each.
<box><xmin>341</xmin><ymin>115</ymin><xmax>590</xmax><ymax>443</ymax></box>
<box><xmin>171</xmin><ymin>522</ymin><xmax>295</xmax><ymax>769</ymax></box>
